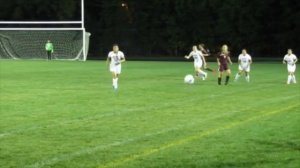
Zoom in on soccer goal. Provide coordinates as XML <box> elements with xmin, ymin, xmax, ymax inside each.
<box><xmin>0</xmin><ymin>0</ymin><xmax>90</xmax><ymax>61</ymax></box>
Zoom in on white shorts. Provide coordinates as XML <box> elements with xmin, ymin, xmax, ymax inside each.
<box><xmin>239</xmin><ymin>64</ymin><xmax>250</xmax><ymax>72</ymax></box>
<box><xmin>194</xmin><ymin>61</ymin><xmax>203</xmax><ymax>69</ymax></box>
<box><xmin>110</xmin><ymin>64</ymin><xmax>122</xmax><ymax>74</ymax></box>
<box><xmin>287</xmin><ymin>64</ymin><xmax>296</xmax><ymax>73</ymax></box>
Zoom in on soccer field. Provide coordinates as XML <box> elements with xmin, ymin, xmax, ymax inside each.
<box><xmin>0</xmin><ymin>60</ymin><xmax>299</xmax><ymax>168</ymax></box>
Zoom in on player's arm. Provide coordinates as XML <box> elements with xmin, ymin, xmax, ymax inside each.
<box><xmin>119</xmin><ymin>56</ymin><xmax>126</xmax><ymax>63</ymax></box>
<box><xmin>202</xmin><ymin>49</ymin><xmax>210</xmax><ymax>57</ymax></box>
<box><xmin>106</xmin><ymin>56</ymin><xmax>111</xmax><ymax>65</ymax></box>
<box><xmin>282</xmin><ymin>57</ymin><xmax>286</xmax><ymax>64</ymax></box>
<box><xmin>227</xmin><ymin>56</ymin><xmax>233</xmax><ymax>65</ymax></box>
<box><xmin>249</xmin><ymin>58</ymin><xmax>253</xmax><ymax>64</ymax></box>
<box><xmin>217</xmin><ymin>57</ymin><xmax>220</xmax><ymax>66</ymax></box>
<box><xmin>294</xmin><ymin>57</ymin><xmax>298</xmax><ymax>64</ymax></box>
<box><xmin>184</xmin><ymin>53</ymin><xmax>192</xmax><ymax>59</ymax></box>
<box><xmin>201</xmin><ymin>54</ymin><xmax>207</xmax><ymax>68</ymax></box>
<box><xmin>238</xmin><ymin>57</ymin><xmax>241</xmax><ymax>65</ymax></box>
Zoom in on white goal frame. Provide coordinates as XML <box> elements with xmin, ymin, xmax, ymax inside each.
<box><xmin>0</xmin><ymin>0</ymin><xmax>87</xmax><ymax>61</ymax></box>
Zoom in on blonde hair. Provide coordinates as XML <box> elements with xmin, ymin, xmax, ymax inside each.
<box><xmin>221</xmin><ymin>44</ymin><xmax>229</xmax><ymax>54</ymax></box>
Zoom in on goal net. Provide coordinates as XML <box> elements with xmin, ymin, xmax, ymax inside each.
<box><xmin>0</xmin><ymin>28</ymin><xmax>90</xmax><ymax>61</ymax></box>
<box><xmin>0</xmin><ymin>0</ymin><xmax>89</xmax><ymax>61</ymax></box>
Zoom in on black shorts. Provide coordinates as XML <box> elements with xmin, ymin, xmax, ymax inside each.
<box><xmin>219</xmin><ymin>64</ymin><xmax>229</xmax><ymax>72</ymax></box>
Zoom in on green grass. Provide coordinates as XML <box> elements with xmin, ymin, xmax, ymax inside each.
<box><xmin>0</xmin><ymin>60</ymin><xmax>299</xmax><ymax>168</ymax></box>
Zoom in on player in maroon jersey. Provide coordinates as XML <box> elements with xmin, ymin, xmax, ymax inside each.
<box><xmin>198</xmin><ymin>44</ymin><xmax>215</xmax><ymax>73</ymax></box>
<box><xmin>217</xmin><ymin>44</ymin><xmax>233</xmax><ymax>85</ymax></box>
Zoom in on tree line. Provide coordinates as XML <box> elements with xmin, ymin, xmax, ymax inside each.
<box><xmin>0</xmin><ymin>0</ymin><xmax>299</xmax><ymax>58</ymax></box>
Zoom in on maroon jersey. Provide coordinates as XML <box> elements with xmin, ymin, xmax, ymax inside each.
<box><xmin>217</xmin><ymin>52</ymin><xmax>231</xmax><ymax>72</ymax></box>
<box><xmin>217</xmin><ymin>52</ymin><xmax>230</xmax><ymax>65</ymax></box>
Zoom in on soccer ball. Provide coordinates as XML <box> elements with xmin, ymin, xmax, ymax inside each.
<box><xmin>184</xmin><ymin>74</ymin><xmax>194</xmax><ymax>84</ymax></box>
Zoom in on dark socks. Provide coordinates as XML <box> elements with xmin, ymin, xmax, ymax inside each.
<box><xmin>225</xmin><ymin>75</ymin><xmax>230</xmax><ymax>85</ymax></box>
<box><xmin>205</xmin><ymin>68</ymin><xmax>214</xmax><ymax>72</ymax></box>
<box><xmin>218</xmin><ymin>77</ymin><xmax>221</xmax><ymax>85</ymax></box>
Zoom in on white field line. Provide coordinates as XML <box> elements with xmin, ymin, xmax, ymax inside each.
<box><xmin>24</xmin><ymin>95</ymin><xmax>299</xmax><ymax>168</ymax></box>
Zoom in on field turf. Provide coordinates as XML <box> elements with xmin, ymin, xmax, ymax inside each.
<box><xmin>0</xmin><ymin>60</ymin><xmax>299</xmax><ymax>168</ymax></box>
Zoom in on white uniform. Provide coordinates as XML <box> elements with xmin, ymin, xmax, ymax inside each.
<box><xmin>284</xmin><ymin>54</ymin><xmax>297</xmax><ymax>72</ymax></box>
<box><xmin>189</xmin><ymin>50</ymin><xmax>203</xmax><ymax>68</ymax></box>
<box><xmin>238</xmin><ymin>54</ymin><xmax>252</xmax><ymax>72</ymax></box>
<box><xmin>108</xmin><ymin>51</ymin><xmax>125</xmax><ymax>74</ymax></box>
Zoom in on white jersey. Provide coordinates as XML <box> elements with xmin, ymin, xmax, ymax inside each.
<box><xmin>189</xmin><ymin>50</ymin><xmax>203</xmax><ymax>64</ymax></box>
<box><xmin>238</xmin><ymin>54</ymin><xmax>252</xmax><ymax>66</ymax></box>
<box><xmin>108</xmin><ymin>51</ymin><xmax>125</xmax><ymax>66</ymax></box>
<box><xmin>284</xmin><ymin>54</ymin><xmax>297</xmax><ymax>66</ymax></box>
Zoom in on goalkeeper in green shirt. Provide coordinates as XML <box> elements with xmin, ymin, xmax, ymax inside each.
<box><xmin>45</xmin><ymin>40</ymin><xmax>54</xmax><ymax>60</ymax></box>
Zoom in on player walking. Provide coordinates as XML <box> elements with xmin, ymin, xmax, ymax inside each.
<box><xmin>107</xmin><ymin>44</ymin><xmax>126</xmax><ymax>90</ymax></box>
<box><xmin>217</xmin><ymin>44</ymin><xmax>233</xmax><ymax>85</ymax></box>
<box><xmin>283</xmin><ymin>49</ymin><xmax>298</xmax><ymax>84</ymax></box>
<box><xmin>185</xmin><ymin>45</ymin><xmax>207</xmax><ymax>80</ymax></box>
<box><xmin>234</xmin><ymin>49</ymin><xmax>252</xmax><ymax>82</ymax></box>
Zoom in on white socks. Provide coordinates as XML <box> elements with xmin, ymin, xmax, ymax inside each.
<box><xmin>292</xmin><ymin>75</ymin><xmax>296</xmax><ymax>83</ymax></box>
<box><xmin>198</xmin><ymin>70</ymin><xmax>207</xmax><ymax>80</ymax></box>
<box><xmin>235</xmin><ymin>73</ymin><xmax>250</xmax><ymax>82</ymax></box>
<box><xmin>245</xmin><ymin>75</ymin><xmax>250</xmax><ymax>82</ymax></box>
<box><xmin>287</xmin><ymin>75</ymin><xmax>292</xmax><ymax>84</ymax></box>
<box><xmin>113</xmin><ymin>78</ymin><xmax>118</xmax><ymax>89</ymax></box>
<box><xmin>288</xmin><ymin>75</ymin><xmax>297</xmax><ymax>84</ymax></box>
<box><xmin>235</xmin><ymin>74</ymin><xmax>240</xmax><ymax>81</ymax></box>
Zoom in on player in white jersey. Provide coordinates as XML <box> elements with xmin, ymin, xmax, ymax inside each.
<box><xmin>235</xmin><ymin>49</ymin><xmax>252</xmax><ymax>82</ymax></box>
<box><xmin>185</xmin><ymin>45</ymin><xmax>207</xmax><ymax>80</ymax></box>
<box><xmin>106</xmin><ymin>44</ymin><xmax>126</xmax><ymax>90</ymax></box>
<box><xmin>283</xmin><ymin>49</ymin><xmax>298</xmax><ymax>84</ymax></box>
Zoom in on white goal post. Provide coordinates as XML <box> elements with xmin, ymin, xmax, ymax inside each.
<box><xmin>0</xmin><ymin>0</ymin><xmax>90</xmax><ymax>61</ymax></box>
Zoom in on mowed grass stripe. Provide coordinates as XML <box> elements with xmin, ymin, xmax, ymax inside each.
<box><xmin>98</xmin><ymin>104</ymin><xmax>299</xmax><ymax>168</ymax></box>
<box><xmin>1</xmin><ymin>61</ymin><xmax>299</xmax><ymax>168</ymax></box>
<box><xmin>25</xmin><ymin>94</ymin><xmax>298</xmax><ymax>168</ymax></box>
<box><xmin>0</xmin><ymin>83</ymin><xmax>276</xmax><ymax>139</ymax></box>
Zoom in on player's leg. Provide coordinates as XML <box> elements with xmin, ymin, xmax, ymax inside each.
<box><xmin>205</xmin><ymin>67</ymin><xmax>215</xmax><ymax>72</ymax></box>
<box><xmin>110</xmin><ymin>64</ymin><xmax>118</xmax><ymax>90</ymax></box>
<box><xmin>111</xmin><ymin>71</ymin><xmax>118</xmax><ymax>89</ymax></box>
<box><xmin>234</xmin><ymin>67</ymin><xmax>242</xmax><ymax>81</ymax></box>
<box><xmin>195</xmin><ymin>69</ymin><xmax>207</xmax><ymax>80</ymax></box>
<box><xmin>287</xmin><ymin>72</ymin><xmax>292</xmax><ymax>84</ymax></box>
<box><xmin>114</xmin><ymin>66</ymin><xmax>122</xmax><ymax>89</ymax></box>
<box><xmin>47</xmin><ymin>51</ymin><xmax>50</xmax><ymax>60</ymax></box>
<box><xmin>218</xmin><ymin>65</ymin><xmax>223</xmax><ymax>85</ymax></box>
<box><xmin>225</xmin><ymin>68</ymin><xmax>231</xmax><ymax>85</ymax></box>
<box><xmin>199</xmin><ymin>68</ymin><xmax>207</xmax><ymax>80</ymax></box>
<box><xmin>195</xmin><ymin>64</ymin><xmax>207</xmax><ymax>80</ymax></box>
<box><xmin>291</xmin><ymin>66</ymin><xmax>296</xmax><ymax>84</ymax></box>
<box><xmin>287</xmin><ymin>65</ymin><xmax>294</xmax><ymax>84</ymax></box>
<box><xmin>245</xmin><ymin>71</ymin><xmax>250</xmax><ymax>82</ymax></box>
<box><xmin>245</xmin><ymin>66</ymin><xmax>250</xmax><ymax>82</ymax></box>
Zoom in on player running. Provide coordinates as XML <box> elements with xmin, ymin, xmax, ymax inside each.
<box><xmin>106</xmin><ymin>44</ymin><xmax>126</xmax><ymax>90</ymax></box>
<box><xmin>234</xmin><ymin>49</ymin><xmax>252</xmax><ymax>82</ymax></box>
<box><xmin>283</xmin><ymin>49</ymin><xmax>298</xmax><ymax>84</ymax></box>
<box><xmin>217</xmin><ymin>44</ymin><xmax>233</xmax><ymax>85</ymax></box>
<box><xmin>185</xmin><ymin>45</ymin><xmax>207</xmax><ymax>80</ymax></box>
<box><xmin>198</xmin><ymin>43</ymin><xmax>215</xmax><ymax>73</ymax></box>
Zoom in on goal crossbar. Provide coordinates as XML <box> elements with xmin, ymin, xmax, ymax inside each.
<box><xmin>0</xmin><ymin>28</ymin><xmax>84</xmax><ymax>31</ymax></box>
<box><xmin>0</xmin><ymin>21</ymin><xmax>82</xmax><ymax>24</ymax></box>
